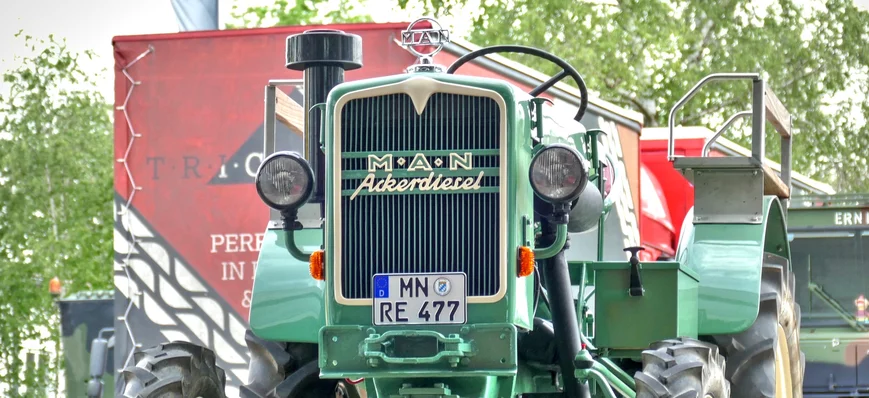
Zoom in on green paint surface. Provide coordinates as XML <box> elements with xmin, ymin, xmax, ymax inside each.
<box><xmin>318</xmin><ymin>323</ymin><xmax>517</xmax><ymax>379</ymax></box>
<box><xmin>675</xmin><ymin>196</ymin><xmax>791</xmax><ymax>335</ymax></box>
<box><xmin>591</xmin><ymin>261</ymin><xmax>698</xmax><ymax>353</ymax></box>
<box><xmin>249</xmin><ymin>228</ymin><xmax>325</xmax><ymax>342</ymax></box>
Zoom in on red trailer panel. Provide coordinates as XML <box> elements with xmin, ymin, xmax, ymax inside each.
<box><xmin>113</xmin><ymin>22</ymin><xmax>414</xmax><ymax>319</ymax></box>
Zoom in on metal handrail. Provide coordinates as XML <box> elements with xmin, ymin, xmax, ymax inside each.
<box><xmin>701</xmin><ymin>110</ymin><xmax>752</xmax><ymax>157</ymax></box>
<box><xmin>667</xmin><ymin>72</ymin><xmax>795</xmax><ymax>201</ymax></box>
<box><xmin>667</xmin><ymin>73</ymin><xmax>760</xmax><ymax>161</ymax></box>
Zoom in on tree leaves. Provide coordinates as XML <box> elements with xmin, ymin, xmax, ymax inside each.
<box><xmin>465</xmin><ymin>0</ymin><xmax>869</xmax><ymax>192</ymax></box>
<box><xmin>0</xmin><ymin>34</ymin><xmax>112</xmax><ymax>396</ymax></box>
<box><xmin>228</xmin><ymin>0</ymin><xmax>868</xmax><ymax>192</ymax></box>
<box><xmin>225</xmin><ymin>0</ymin><xmax>373</xmax><ymax>28</ymax></box>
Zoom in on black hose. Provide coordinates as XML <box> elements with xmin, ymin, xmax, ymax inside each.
<box><xmin>578</xmin><ymin>381</ymin><xmax>591</xmax><ymax>398</ymax></box>
<box><xmin>538</xmin><ymin>220</ymin><xmax>583</xmax><ymax>397</ymax></box>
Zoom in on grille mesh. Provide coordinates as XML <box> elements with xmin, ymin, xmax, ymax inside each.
<box><xmin>338</xmin><ymin>92</ymin><xmax>502</xmax><ymax>300</ymax></box>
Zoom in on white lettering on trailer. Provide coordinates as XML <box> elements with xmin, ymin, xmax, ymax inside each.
<box><xmin>245</xmin><ymin>152</ymin><xmax>263</xmax><ymax>178</ymax></box>
<box><xmin>209</xmin><ymin>232</ymin><xmax>264</xmax><ymax>305</ymax></box>
<box><xmin>222</xmin><ymin>261</ymin><xmax>246</xmax><ymax>281</ymax></box>
<box><xmin>211</xmin><ymin>233</ymin><xmax>265</xmax><ymax>253</ymax></box>
<box><xmin>834</xmin><ymin>210</ymin><xmax>869</xmax><ymax>226</ymax></box>
<box><xmin>218</xmin><ymin>260</ymin><xmax>259</xmax><ymax>282</ymax></box>
<box><xmin>218</xmin><ymin>156</ymin><xmax>229</xmax><ymax>179</ymax></box>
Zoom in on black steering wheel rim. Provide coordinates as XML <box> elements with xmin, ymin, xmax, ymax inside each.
<box><xmin>446</xmin><ymin>45</ymin><xmax>589</xmax><ymax>123</ymax></box>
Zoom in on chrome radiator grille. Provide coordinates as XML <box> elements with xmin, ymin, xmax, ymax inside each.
<box><xmin>337</xmin><ymin>92</ymin><xmax>503</xmax><ymax>300</ymax></box>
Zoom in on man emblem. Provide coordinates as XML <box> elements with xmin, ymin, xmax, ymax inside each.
<box><xmin>400</xmin><ymin>17</ymin><xmax>451</xmax><ymax>73</ymax></box>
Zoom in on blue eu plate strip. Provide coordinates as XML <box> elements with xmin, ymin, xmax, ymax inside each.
<box><xmin>373</xmin><ymin>275</ymin><xmax>389</xmax><ymax>298</ymax></box>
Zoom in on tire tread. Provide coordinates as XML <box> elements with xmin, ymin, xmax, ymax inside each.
<box><xmin>121</xmin><ymin>341</ymin><xmax>226</xmax><ymax>398</ymax></box>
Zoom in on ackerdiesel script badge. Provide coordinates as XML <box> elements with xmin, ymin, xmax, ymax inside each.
<box><xmin>349</xmin><ymin>153</ymin><xmax>484</xmax><ymax>200</ymax></box>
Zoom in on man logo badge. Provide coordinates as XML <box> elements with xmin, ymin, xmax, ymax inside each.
<box><xmin>400</xmin><ymin>16</ymin><xmax>450</xmax><ymax>72</ymax></box>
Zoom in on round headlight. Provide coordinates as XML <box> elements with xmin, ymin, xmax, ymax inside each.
<box><xmin>255</xmin><ymin>151</ymin><xmax>314</xmax><ymax>212</ymax></box>
<box><xmin>529</xmin><ymin>144</ymin><xmax>588</xmax><ymax>203</ymax></box>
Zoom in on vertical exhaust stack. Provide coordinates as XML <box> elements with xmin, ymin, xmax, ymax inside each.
<box><xmin>286</xmin><ymin>30</ymin><xmax>363</xmax><ymax>215</ymax></box>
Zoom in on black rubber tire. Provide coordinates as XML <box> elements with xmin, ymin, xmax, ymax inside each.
<box><xmin>634</xmin><ymin>337</ymin><xmax>729</xmax><ymax>397</ymax></box>
<box><xmin>239</xmin><ymin>330</ymin><xmax>361</xmax><ymax>398</ymax></box>
<box><xmin>708</xmin><ymin>253</ymin><xmax>804</xmax><ymax>398</ymax></box>
<box><xmin>120</xmin><ymin>341</ymin><xmax>227</xmax><ymax>398</ymax></box>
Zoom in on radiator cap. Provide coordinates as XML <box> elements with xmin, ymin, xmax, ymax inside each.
<box><xmin>286</xmin><ymin>29</ymin><xmax>362</xmax><ymax>71</ymax></box>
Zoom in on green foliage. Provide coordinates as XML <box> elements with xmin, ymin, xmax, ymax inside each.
<box><xmin>465</xmin><ymin>0</ymin><xmax>869</xmax><ymax>192</ymax></box>
<box><xmin>230</xmin><ymin>0</ymin><xmax>869</xmax><ymax>193</ymax></box>
<box><xmin>225</xmin><ymin>0</ymin><xmax>373</xmax><ymax>28</ymax></box>
<box><xmin>0</xmin><ymin>33</ymin><xmax>113</xmax><ymax>396</ymax></box>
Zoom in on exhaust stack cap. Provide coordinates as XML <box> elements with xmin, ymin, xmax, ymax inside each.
<box><xmin>286</xmin><ymin>29</ymin><xmax>363</xmax><ymax>71</ymax></box>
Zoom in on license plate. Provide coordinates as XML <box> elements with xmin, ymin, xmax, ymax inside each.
<box><xmin>372</xmin><ymin>273</ymin><xmax>467</xmax><ymax>326</ymax></box>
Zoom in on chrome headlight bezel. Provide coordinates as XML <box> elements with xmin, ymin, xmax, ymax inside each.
<box><xmin>255</xmin><ymin>151</ymin><xmax>315</xmax><ymax>212</ymax></box>
<box><xmin>529</xmin><ymin>143</ymin><xmax>588</xmax><ymax>204</ymax></box>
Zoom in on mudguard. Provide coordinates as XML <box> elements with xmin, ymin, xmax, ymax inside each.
<box><xmin>248</xmin><ymin>228</ymin><xmax>325</xmax><ymax>343</ymax></box>
<box><xmin>675</xmin><ymin>195</ymin><xmax>791</xmax><ymax>335</ymax></box>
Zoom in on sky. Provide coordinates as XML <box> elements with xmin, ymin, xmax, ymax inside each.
<box><xmin>0</xmin><ymin>0</ymin><xmax>479</xmax><ymax>102</ymax></box>
<box><xmin>1</xmin><ymin>0</ymin><xmax>179</xmax><ymax>100</ymax></box>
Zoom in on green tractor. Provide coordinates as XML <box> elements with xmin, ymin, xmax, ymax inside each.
<box><xmin>120</xmin><ymin>18</ymin><xmax>805</xmax><ymax>397</ymax></box>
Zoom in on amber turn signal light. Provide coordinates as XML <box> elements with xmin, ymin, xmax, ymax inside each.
<box><xmin>518</xmin><ymin>246</ymin><xmax>535</xmax><ymax>277</ymax></box>
<box><xmin>49</xmin><ymin>276</ymin><xmax>62</xmax><ymax>297</ymax></box>
<box><xmin>310</xmin><ymin>250</ymin><xmax>325</xmax><ymax>281</ymax></box>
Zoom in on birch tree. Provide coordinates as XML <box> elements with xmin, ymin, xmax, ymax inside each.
<box><xmin>0</xmin><ymin>33</ymin><xmax>113</xmax><ymax>396</ymax></box>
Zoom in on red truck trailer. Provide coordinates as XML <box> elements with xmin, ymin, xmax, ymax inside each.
<box><xmin>110</xmin><ymin>22</ymin><xmax>648</xmax><ymax>395</ymax></box>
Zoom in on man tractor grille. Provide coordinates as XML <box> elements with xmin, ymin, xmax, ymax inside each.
<box><xmin>338</xmin><ymin>92</ymin><xmax>502</xmax><ymax>300</ymax></box>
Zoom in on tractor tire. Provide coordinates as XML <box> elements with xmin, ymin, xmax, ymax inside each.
<box><xmin>239</xmin><ymin>330</ymin><xmax>362</xmax><ymax>398</ymax></box>
<box><xmin>708</xmin><ymin>253</ymin><xmax>804</xmax><ymax>398</ymax></box>
<box><xmin>634</xmin><ymin>337</ymin><xmax>729</xmax><ymax>397</ymax></box>
<box><xmin>120</xmin><ymin>341</ymin><xmax>227</xmax><ymax>398</ymax></box>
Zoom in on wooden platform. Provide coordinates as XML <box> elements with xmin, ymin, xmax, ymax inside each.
<box><xmin>274</xmin><ymin>88</ymin><xmax>305</xmax><ymax>137</ymax></box>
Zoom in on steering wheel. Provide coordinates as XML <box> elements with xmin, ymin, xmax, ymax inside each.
<box><xmin>446</xmin><ymin>45</ymin><xmax>589</xmax><ymax>122</ymax></box>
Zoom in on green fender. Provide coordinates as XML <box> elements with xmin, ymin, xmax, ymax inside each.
<box><xmin>248</xmin><ymin>228</ymin><xmax>325</xmax><ymax>343</ymax></box>
<box><xmin>675</xmin><ymin>196</ymin><xmax>791</xmax><ymax>335</ymax></box>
